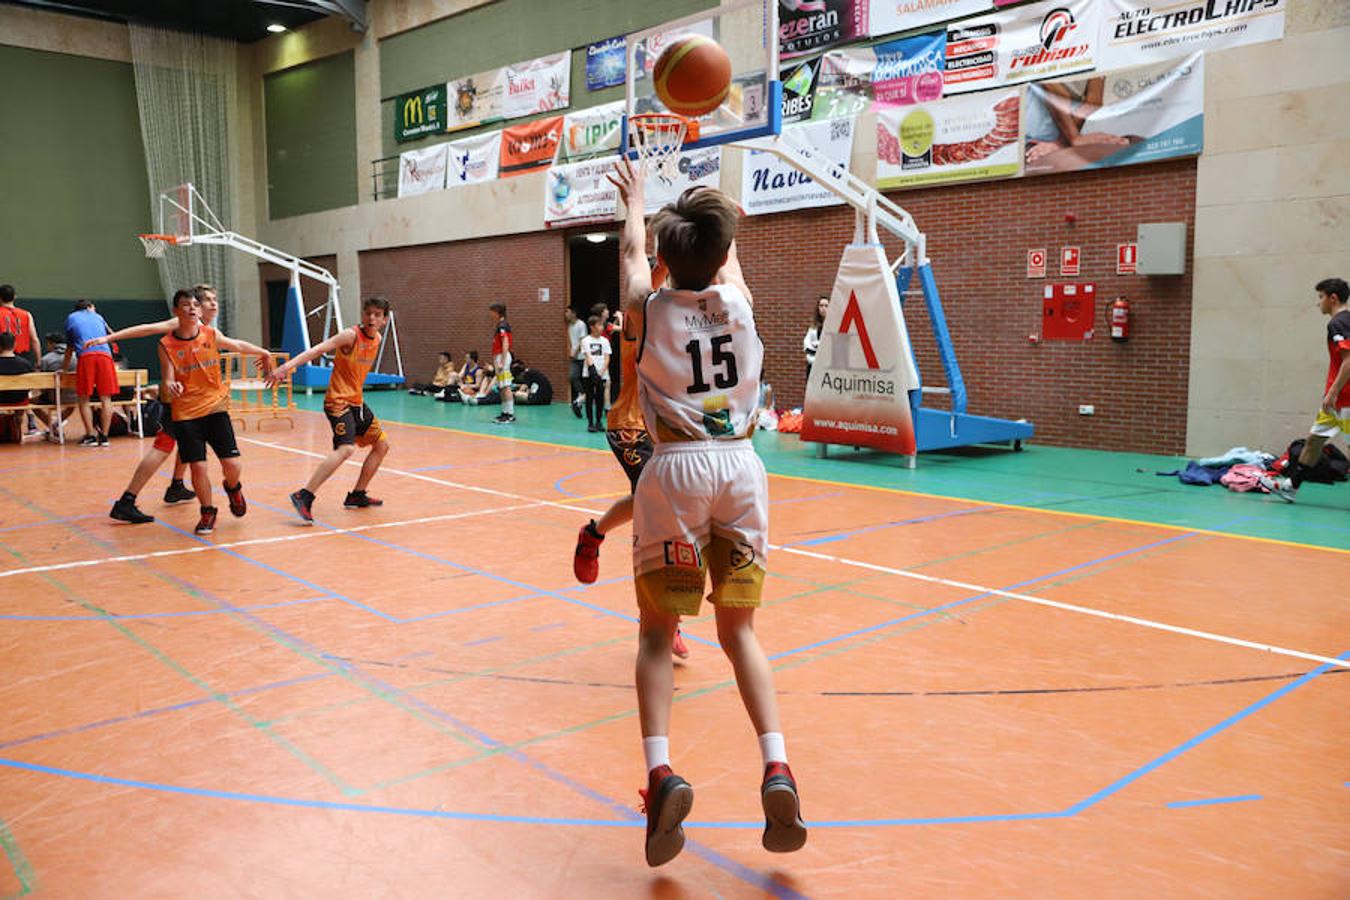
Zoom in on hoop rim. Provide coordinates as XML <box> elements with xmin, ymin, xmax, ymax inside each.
<box><xmin>137</xmin><ymin>233</ymin><xmax>183</xmax><ymax>244</ymax></box>
<box><xmin>629</xmin><ymin>112</ymin><xmax>701</xmax><ymax>143</ymax></box>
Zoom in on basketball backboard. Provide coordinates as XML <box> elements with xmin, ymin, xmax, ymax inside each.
<box><xmin>624</xmin><ymin>0</ymin><xmax>781</xmax><ymax>153</ymax></box>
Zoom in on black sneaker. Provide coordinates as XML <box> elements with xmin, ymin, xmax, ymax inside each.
<box><xmin>77</xmin><ymin>434</ymin><xmax>98</xmax><ymax>447</ymax></box>
<box><xmin>760</xmin><ymin>762</ymin><xmax>807</xmax><ymax>853</ymax></box>
<box><xmin>289</xmin><ymin>489</ymin><xmax>314</xmax><ymax>524</ymax></box>
<box><xmin>163</xmin><ymin>481</ymin><xmax>196</xmax><ymax>505</ymax></box>
<box><xmin>640</xmin><ymin>765</ymin><xmax>693</xmax><ymax>868</ymax></box>
<box><xmin>571</xmin><ymin>398</ymin><xmax>583</xmax><ymax>419</ymax></box>
<box><xmin>343</xmin><ymin>490</ymin><xmax>384</xmax><ymax>509</ymax></box>
<box><xmin>194</xmin><ymin>506</ymin><xmax>218</xmax><ymax>535</ymax></box>
<box><xmin>96</xmin><ymin>432</ymin><xmax>110</xmax><ymax>448</ymax></box>
<box><xmin>224</xmin><ymin>482</ymin><xmax>247</xmax><ymax>518</ymax></box>
<box><xmin>110</xmin><ymin>497</ymin><xmax>154</xmax><ymax>524</ymax></box>
<box><xmin>493</xmin><ymin>413</ymin><xmax>516</xmax><ymax>424</ymax></box>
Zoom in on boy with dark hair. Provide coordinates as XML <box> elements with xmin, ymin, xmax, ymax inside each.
<box><xmin>62</xmin><ymin>299</ymin><xmax>116</xmax><ymax>447</ymax></box>
<box><xmin>578</xmin><ymin>314</ymin><xmax>610</xmax><ymax>431</ymax></box>
<box><xmin>605</xmin><ymin>158</ymin><xmax>805</xmax><ymax>867</ymax></box>
<box><xmin>1263</xmin><ymin>277</ymin><xmax>1350</xmax><ymax>501</ymax></box>
<box><xmin>0</xmin><ymin>284</ymin><xmax>37</xmax><ymax>367</ymax></box>
<box><xmin>488</xmin><ymin>302</ymin><xmax>515</xmax><ymax>424</ymax></box>
<box><xmin>268</xmin><ymin>296</ymin><xmax>392</xmax><ymax>522</ymax></box>
<box><xmin>156</xmin><ymin>290</ymin><xmax>272</xmax><ymax>535</ymax></box>
<box><xmin>409</xmin><ymin>351</ymin><xmax>456</xmax><ymax>396</ymax></box>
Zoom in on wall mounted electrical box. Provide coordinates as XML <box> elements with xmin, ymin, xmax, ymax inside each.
<box><xmin>1136</xmin><ymin>222</ymin><xmax>1187</xmax><ymax>275</ymax></box>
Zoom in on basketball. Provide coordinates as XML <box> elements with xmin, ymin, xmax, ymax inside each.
<box><xmin>653</xmin><ymin>34</ymin><xmax>732</xmax><ymax>118</ymax></box>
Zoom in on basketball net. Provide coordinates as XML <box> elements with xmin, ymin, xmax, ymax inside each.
<box><xmin>138</xmin><ymin>233</ymin><xmax>180</xmax><ymax>259</ymax></box>
<box><xmin>629</xmin><ymin>113</ymin><xmax>699</xmax><ymax>181</ymax></box>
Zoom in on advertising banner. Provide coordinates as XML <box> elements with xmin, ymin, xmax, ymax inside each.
<box><xmin>944</xmin><ymin>0</ymin><xmax>1100</xmax><ymax>95</ymax></box>
<box><xmin>1024</xmin><ymin>53</ymin><xmax>1203</xmax><ymax>175</ymax></box>
<box><xmin>499</xmin><ymin>116</ymin><xmax>564</xmax><ymax>177</ymax></box>
<box><xmin>868</xmin><ymin>0</ymin><xmax>989</xmax><ymax>38</ymax></box>
<box><xmin>560</xmin><ymin>100</ymin><xmax>625</xmax><ymax>161</ymax></box>
<box><xmin>801</xmin><ymin>243</ymin><xmax>921</xmax><ymax>455</ymax></box>
<box><xmin>643</xmin><ymin>146</ymin><xmax>722</xmax><ymax>214</ymax></box>
<box><xmin>811</xmin><ymin>47</ymin><xmax>874</xmax><ymax>121</ymax></box>
<box><xmin>877</xmin><ymin>87</ymin><xmax>1021</xmax><ymax>188</ymax></box>
<box><xmin>781</xmin><ymin>0</ymin><xmax>868</xmax><ymax>60</ymax></box>
<box><xmin>447</xmin><ymin>130</ymin><xmax>501</xmax><ymax>186</ymax></box>
<box><xmin>499</xmin><ymin>52</ymin><xmax>572</xmax><ymax>120</ymax></box>
<box><xmin>741</xmin><ymin>117</ymin><xmax>855</xmax><ymax>216</ymax></box>
<box><xmin>397</xmin><ymin>142</ymin><xmax>449</xmax><ymax>197</ymax></box>
<box><xmin>545</xmin><ymin>157</ymin><xmax>619</xmax><ymax>227</ymax></box>
<box><xmin>872</xmin><ymin>31</ymin><xmax>947</xmax><ymax>107</ymax></box>
<box><xmin>446</xmin><ymin>71</ymin><xmax>504</xmax><ymax>131</ymax></box>
<box><xmin>394</xmin><ymin>85</ymin><xmax>447</xmax><ymax>143</ymax></box>
<box><xmin>1098</xmin><ymin>0</ymin><xmax>1285</xmax><ymax>69</ymax></box>
<box><xmin>780</xmin><ymin>56</ymin><xmax>823</xmax><ymax>124</ymax></box>
<box><xmin>586</xmin><ymin>35</ymin><xmax>627</xmax><ymax>90</ymax></box>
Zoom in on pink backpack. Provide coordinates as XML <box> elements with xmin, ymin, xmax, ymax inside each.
<box><xmin>1220</xmin><ymin>464</ymin><xmax>1267</xmax><ymax>493</ymax></box>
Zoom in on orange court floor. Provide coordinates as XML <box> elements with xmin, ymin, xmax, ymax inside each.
<box><xmin>0</xmin><ymin>412</ymin><xmax>1345</xmax><ymax>898</ymax></box>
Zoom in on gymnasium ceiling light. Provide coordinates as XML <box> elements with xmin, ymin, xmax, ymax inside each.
<box><xmin>585</xmin><ymin>233</ymin><xmax>609</xmax><ymax>243</ymax></box>
<box><xmin>266</xmin><ymin>23</ymin><xmax>287</xmax><ymax>33</ymax></box>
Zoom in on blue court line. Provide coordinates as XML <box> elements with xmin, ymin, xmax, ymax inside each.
<box><xmin>0</xmin><ymin>513</ymin><xmax>102</xmax><ymax>534</ymax></box>
<box><xmin>1166</xmin><ymin>794</ymin><xmax>1263</xmax><ymax>809</ymax></box>
<box><xmin>789</xmin><ymin>505</ymin><xmax>990</xmax><ymax>547</ymax></box>
<box><xmin>409</xmin><ymin>451</ymin><xmax>575</xmax><ymax>473</ymax></box>
<box><xmin>553</xmin><ymin>466</ymin><xmax>613</xmax><ymax>499</ymax></box>
<box><xmin>465</xmin><ymin>636</ymin><xmax>503</xmax><ymax>647</ymax></box>
<box><xmin>769</xmin><ymin>529</ymin><xmax>1201</xmax><ymax>661</ymax></box>
<box><xmin>0</xmin><ymin>595</ymin><xmax>331</xmax><ymax>622</ymax></box>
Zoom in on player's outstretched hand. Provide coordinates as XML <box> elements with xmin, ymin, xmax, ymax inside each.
<box><xmin>83</xmin><ymin>336</ymin><xmax>108</xmax><ymax>350</ymax></box>
<box><xmin>264</xmin><ymin>364</ymin><xmax>290</xmax><ymax>390</ymax></box>
<box><xmin>608</xmin><ymin>157</ymin><xmax>644</xmax><ymax>207</ymax></box>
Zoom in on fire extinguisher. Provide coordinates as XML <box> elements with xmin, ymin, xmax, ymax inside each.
<box><xmin>1107</xmin><ymin>296</ymin><xmax>1130</xmax><ymax>342</ymax></box>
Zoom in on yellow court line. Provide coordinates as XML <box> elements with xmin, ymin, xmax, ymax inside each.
<box><xmin>319</xmin><ymin>409</ymin><xmax>1350</xmax><ymax>557</ymax></box>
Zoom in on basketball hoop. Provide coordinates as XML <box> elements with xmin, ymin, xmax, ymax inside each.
<box><xmin>629</xmin><ymin>113</ymin><xmax>699</xmax><ymax>181</ymax></box>
<box><xmin>138</xmin><ymin>233</ymin><xmax>180</xmax><ymax>259</ymax></box>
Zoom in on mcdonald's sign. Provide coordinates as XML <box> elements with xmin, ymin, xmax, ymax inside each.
<box><xmin>395</xmin><ymin>85</ymin><xmax>447</xmax><ymax>142</ymax></box>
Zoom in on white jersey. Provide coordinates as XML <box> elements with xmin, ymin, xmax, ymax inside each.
<box><xmin>637</xmin><ymin>283</ymin><xmax>763</xmax><ymax>443</ymax></box>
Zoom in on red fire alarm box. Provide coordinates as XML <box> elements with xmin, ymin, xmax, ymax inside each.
<box><xmin>1042</xmin><ymin>283</ymin><xmax>1096</xmax><ymax>341</ymax></box>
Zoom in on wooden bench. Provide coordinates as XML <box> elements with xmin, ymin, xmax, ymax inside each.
<box><xmin>0</xmin><ymin>369</ymin><xmax>149</xmax><ymax>443</ymax></box>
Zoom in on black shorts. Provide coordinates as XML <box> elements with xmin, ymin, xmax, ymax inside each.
<box><xmin>606</xmin><ymin>427</ymin><xmax>654</xmax><ymax>493</ymax></box>
<box><xmin>326</xmin><ymin>403</ymin><xmax>383</xmax><ymax>449</ymax></box>
<box><xmin>172</xmin><ymin>411</ymin><xmax>239</xmax><ymax>463</ymax></box>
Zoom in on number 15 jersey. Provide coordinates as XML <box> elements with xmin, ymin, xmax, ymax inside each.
<box><xmin>637</xmin><ymin>283</ymin><xmax>763</xmax><ymax>444</ymax></box>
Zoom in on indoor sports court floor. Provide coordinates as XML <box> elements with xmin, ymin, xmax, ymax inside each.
<box><xmin>1</xmin><ymin>398</ymin><xmax>1345</xmax><ymax>897</ymax></box>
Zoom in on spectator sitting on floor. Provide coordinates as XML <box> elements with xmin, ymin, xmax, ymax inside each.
<box><xmin>410</xmin><ymin>351</ymin><xmax>456</xmax><ymax>396</ymax></box>
<box><xmin>462</xmin><ymin>363</ymin><xmax>500</xmax><ymax>405</ymax></box>
<box><xmin>0</xmin><ymin>331</ymin><xmax>35</xmax><ymax>442</ymax></box>
<box><xmin>510</xmin><ymin>359</ymin><xmax>553</xmax><ymax>406</ymax></box>
<box><xmin>437</xmin><ymin>350</ymin><xmax>481</xmax><ymax>401</ymax></box>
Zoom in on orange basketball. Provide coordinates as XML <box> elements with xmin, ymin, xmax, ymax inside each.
<box><xmin>653</xmin><ymin>35</ymin><xmax>732</xmax><ymax>118</ymax></box>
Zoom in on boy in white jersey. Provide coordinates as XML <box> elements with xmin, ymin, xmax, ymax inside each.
<box><xmin>608</xmin><ymin>158</ymin><xmax>805</xmax><ymax>867</ymax></box>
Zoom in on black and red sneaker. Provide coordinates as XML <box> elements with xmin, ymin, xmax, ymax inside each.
<box><xmin>343</xmin><ymin>490</ymin><xmax>384</xmax><ymax>509</ymax></box>
<box><xmin>194</xmin><ymin>506</ymin><xmax>218</xmax><ymax>536</ymax></box>
<box><xmin>639</xmin><ymin>764</ymin><xmax>693</xmax><ymax>868</ymax></box>
<box><xmin>289</xmin><ymin>489</ymin><xmax>314</xmax><ymax>525</ymax></box>
<box><xmin>224</xmin><ymin>481</ymin><xmax>247</xmax><ymax>517</ymax></box>
<box><xmin>760</xmin><ymin>762</ymin><xmax>807</xmax><ymax>853</ymax></box>
<box><xmin>573</xmin><ymin>520</ymin><xmax>604</xmax><ymax>584</ymax></box>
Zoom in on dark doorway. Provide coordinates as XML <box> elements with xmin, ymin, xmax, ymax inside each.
<box><xmin>265</xmin><ymin>280</ymin><xmax>289</xmax><ymax>350</ymax></box>
<box><xmin>567</xmin><ymin>232</ymin><xmax>619</xmax><ymax>320</ymax></box>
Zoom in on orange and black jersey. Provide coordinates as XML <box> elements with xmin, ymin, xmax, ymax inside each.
<box><xmin>160</xmin><ymin>325</ymin><xmax>228</xmax><ymax>420</ymax></box>
<box><xmin>326</xmin><ymin>325</ymin><xmax>381</xmax><ymax>415</ymax></box>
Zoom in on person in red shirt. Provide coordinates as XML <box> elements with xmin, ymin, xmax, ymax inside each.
<box><xmin>0</xmin><ymin>284</ymin><xmax>37</xmax><ymax>367</ymax></box>
<box><xmin>488</xmin><ymin>303</ymin><xmax>515</xmax><ymax>424</ymax></box>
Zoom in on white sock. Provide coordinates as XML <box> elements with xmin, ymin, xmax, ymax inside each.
<box><xmin>500</xmin><ymin>390</ymin><xmax>514</xmax><ymax>414</ymax></box>
<box><xmin>758</xmin><ymin>732</ymin><xmax>787</xmax><ymax>766</ymax></box>
<box><xmin>643</xmin><ymin>736</ymin><xmax>670</xmax><ymax>772</ymax></box>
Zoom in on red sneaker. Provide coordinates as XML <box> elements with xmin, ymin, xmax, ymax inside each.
<box><xmin>224</xmin><ymin>482</ymin><xmax>247</xmax><ymax>518</ymax></box>
<box><xmin>344</xmin><ymin>490</ymin><xmax>384</xmax><ymax>508</ymax></box>
<box><xmin>671</xmin><ymin>628</ymin><xmax>690</xmax><ymax>660</ymax></box>
<box><xmin>194</xmin><ymin>506</ymin><xmax>218</xmax><ymax>536</ymax></box>
<box><xmin>639</xmin><ymin>764</ymin><xmax>693</xmax><ymax>868</ymax></box>
<box><xmin>289</xmin><ymin>489</ymin><xmax>314</xmax><ymax>525</ymax></box>
<box><xmin>760</xmin><ymin>762</ymin><xmax>807</xmax><ymax>853</ymax></box>
<box><xmin>573</xmin><ymin>520</ymin><xmax>604</xmax><ymax>584</ymax></box>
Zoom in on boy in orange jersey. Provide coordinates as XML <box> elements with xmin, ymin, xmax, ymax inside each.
<box><xmin>267</xmin><ymin>296</ymin><xmax>392</xmax><ymax>523</ymax></box>
<box><xmin>157</xmin><ymin>289</ymin><xmax>273</xmax><ymax>535</ymax></box>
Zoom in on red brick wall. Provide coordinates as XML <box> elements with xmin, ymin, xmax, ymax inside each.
<box><xmin>257</xmin><ymin>256</ymin><xmax>338</xmax><ymax>351</ymax></box>
<box><xmin>359</xmin><ymin>233</ymin><xmax>570</xmax><ymax>392</ymax></box>
<box><xmin>737</xmin><ymin>158</ymin><xmax>1197</xmax><ymax>454</ymax></box>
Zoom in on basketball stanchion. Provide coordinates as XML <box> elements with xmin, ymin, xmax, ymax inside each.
<box><xmin>221</xmin><ymin>351</ymin><xmax>294</xmax><ymax>431</ymax></box>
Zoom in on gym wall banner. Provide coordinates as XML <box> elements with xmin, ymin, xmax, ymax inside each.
<box><xmin>499</xmin><ymin>52</ymin><xmax>572</xmax><ymax>120</ymax></box>
<box><xmin>394</xmin><ymin>85</ymin><xmax>447</xmax><ymax>143</ymax></box>
<box><xmin>812</xmin><ymin>47</ymin><xmax>876</xmax><ymax>122</ymax></box>
<box><xmin>397</xmin><ymin>142</ymin><xmax>449</xmax><ymax>197</ymax></box>
<box><xmin>559</xmin><ymin>101</ymin><xmax>625</xmax><ymax>161</ymax></box>
<box><xmin>868</xmin><ymin>0</ymin><xmax>990</xmax><ymax>38</ymax></box>
<box><xmin>1024</xmin><ymin>52</ymin><xmax>1204</xmax><ymax>176</ymax></box>
<box><xmin>781</xmin><ymin>56</ymin><xmax>823</xmax><ymax>124</ymax></box>
<box><xmin>642</xmin><ymin>147</ymin><xmax>721</xmax><ymax>214</ymax></box>
<box><xmin>586</xmin><ymin>36</ymin><xmax>627</xmax><ymax>90</ymax></box>
<box><xmin>944</xmin><ymin>0</ymin><xmax>1100</xmax><ymax>95</ymax></box>
<box><xmin>872</xmin><ymin>31</ymin><xmax>947</xmax><ymax>107</ymax></box>
<box><xmin>1098</xmin><ymin>0</ymin><xmax>1284</xmax><ymax>69</ymax></box>
<box><xmin>801</xmin><ymin>243</ymin><xmax>921</xmax><ymax>455</ymax></box>
<box><xmin>741</xmin><ymin>117</ymin><xmax>855</xmax><ymax>216</ymax></box>
<box><xmin>544</xmin><ymin>157</ymin><xmax>619</xmax><ymax>227</ymax></box>
<box><xmin>446</xmin><ymin>72</ymin><xmax>504</xmax><ymax>132</ymax></box>
<box><xmin>877</xmin><ymin>87</ymin><xmax>1021</xmax><ymax>188</ymax></box>
<box><xmin>781</xmin><ymin>0</ymin><xmax>868</xmax><ymax>61</ymax></box>
<box><xmin>447</xmin><ymin>131</ymin><xmax>502</xmax><ymax>186</ymax></box>
<box><xmin>499</xmin><ymin>116</ymin><xmax>564</xmax><ymax>178</ymax></box>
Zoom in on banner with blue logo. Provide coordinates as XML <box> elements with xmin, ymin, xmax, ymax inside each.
<box><xmin>586</xmin><ymin>35</ymin><xmax>627</xmax><ymax>90</ymax></box>
<box><xmin>741</xmin><ymin>117</ymin><xmax>855</xmax><ymax>216</ymax></box>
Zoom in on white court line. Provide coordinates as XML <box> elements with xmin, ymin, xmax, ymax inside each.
<box><xmin>8</xmin><ymin>432</ymin><xmax>1344</xmax><ymax>671</ymax></box>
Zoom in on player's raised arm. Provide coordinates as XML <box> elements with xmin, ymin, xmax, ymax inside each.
<box><xmin>608</xmin><ymin>157</ymin><xmax>653</xmax><ymax>310</ymax></box>
<box><xmin>266</xmin><ymin>328</ymin><xmax>355</xmax><ymax>387</ymax></box>
<box><xmin>217</xmin><ymin>334</ymin><xmax>275</xmax><ymax>375</ymax></box>
<box><xmin>85</xmin><ymin>317</ymin><xmax>176</xmax><ymax>349</ymax></box>
<box><xmin>715</xmin><ymin>239</ymin><xmax>752</xmax><ymax>308</ymax></box>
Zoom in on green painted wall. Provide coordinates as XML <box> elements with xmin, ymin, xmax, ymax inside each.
<box><xmin>264</xmin><ymin>51</ymin><xmax>358</xmax><ymax>219</ymax></box>
<box><xmin>378</xmin><ymin>0</ymin><xmax>715</xmax><ymax>159</ymax></box>
<box><xmin>0</xmin><ymin>45</ymin><xmax>162</xmax><ymax>299</ymax></box>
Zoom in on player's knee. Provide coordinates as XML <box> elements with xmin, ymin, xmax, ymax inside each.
<box><xmin>372</xmin><ymin>438</ymin><xmax>389</xmax><ymax>456</ymax></box>
<box><xmin>334</xmin><ymin>443</ymin><xmax>356</xmax><ymax>460</ymax></box>
<box><xmin>714</xmin><ymin>607</ymin><xmax>756</xmax><ymax>651</ymax></box>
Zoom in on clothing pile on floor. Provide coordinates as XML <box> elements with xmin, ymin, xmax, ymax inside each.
<box><xmin>1158</xmin><ymin>443</ymin><xmax>1348</xmax><ymax>494</ymax></box>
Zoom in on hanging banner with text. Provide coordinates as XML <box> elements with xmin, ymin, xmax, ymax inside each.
<box><xmin>1098</xmin><ymin>0</ymin><xmax>1284</xmax><ymax>69</ymax></box>
<box><xmin>394</xmin><ymin>85</ymin><xmax>448</xmax><ymax>143</ymax></box>
<box><xmin>877</xmin><ymin>87</ymin><xmax>1021</xmax><ymax>188</ymax></box>
<box><xmin>781</xmin><ymin>0</ymin><xmax>868</xmax><ymax>60</ymax></box>
<box><xmin>447</xmin><ymin>131</ymin><xmax>501</xmax><ymax>186</ymax></box>
<box><xmin>1024</xmin><ymin>52</ymin><xmax>1203</xmax><ymax>175</ymax></box>
<box><xmin>801</xmin><ymin>243</ymin><xmax>921</xmax><ymax>455</ymax></box>
<box><xmin>499</xmin><ymin>116</ymin><xmax>564</xmax><ymax>177</ymax></box>
<box><xmin>872</xmin><ymin>31</ymin><xmax>947</xmax><ymax>107</ymax></box>
<box><xmin>780</xmin><ymin>56</ymin><xmax>823</xmax><ymax>124</ymax></box>
<box><xmin>499</xmin><ymin>52</ymin><xmax>572</xmax><ymax>119</ymax></box>
<box><xmin>560</xmin><ymin>100</ymin><xmax>624</xmax><ymax>161</ymax></box>
<box><xmin>643</xmin><ymin>147</ymin><xmax>722</xmax><ymax>214</ymax></box>
<box><xmin>944</xmin><ymin>0</ymin><xmax>1100</xmax><ymax>95</ymax></box>
<box><xmin>445</xmin><ymin>71</ymin><xmax>504</xmax><ymax>131</ymax></box>
<box><xmin>868</xmin><ymin>0</ymin><xmax>989</xmax><ymax>39</ymax></box>
<box><xmin>586</xmin><ymin>35</ymin><xmax>627</xmax><ymax>90</ymax></box>
<box><xmin>398</xmin><ymin>142</ymin><xmax>449</xmax><ymax>197</ymax></box>
<box><xmin>741</xmin><ymin>117</ymin><xmax>855</xmax><ymax>216</ymax></box>
<box><xmin>812</xmin><ymin>47</ymin><xmax>875</xmax><ymax>121</ymax></box>
<box><xmin>545</xmin><ymin>157</ymin><xmax>619</xmax><ymax>227</ymax></box>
